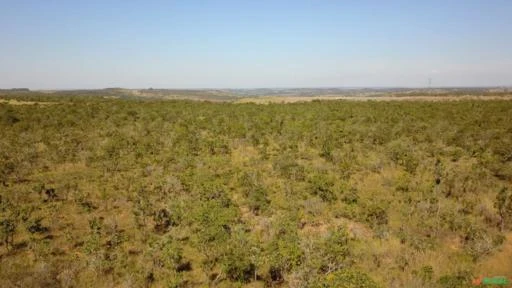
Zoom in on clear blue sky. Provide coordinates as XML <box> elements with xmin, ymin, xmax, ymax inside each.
<box><xmin>1</xmin><ymin>0</ymin><xmax>511</xmax><ymax>89</ymax></box>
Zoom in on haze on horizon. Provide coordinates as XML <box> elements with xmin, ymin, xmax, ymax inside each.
<box><xmin>1</xmin><ymin>0</ymin><xmax>511</xmax><ymax>90</ymax></box>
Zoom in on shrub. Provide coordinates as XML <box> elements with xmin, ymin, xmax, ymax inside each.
<box><xmin>317</xmin><ymin>226</ymin><xmax>351</xmax><ymax>273</ymax></box>
<box><xmin>308</xmin><ymin>174</ymin><xmax>337</xmax><ymax>202</ymax></box>
<box><xmin>152</xmin><ymin>237</ymin><xmax>184</xmax><ymax>272</ymax></box>
<box><xmin>313</xmin><ymin>269</ymin><xmax>381</xmax><ymax>288</ymax></box>
<box><xmin>239</xmin><ymin>172</ymin><xmax>270</xmax><ymax>214</ymax></box>
<box><xmin>341</xmin><ymin>187</ymin><xmax>359</xmax><ymax>205</ymax></box>
<box><xmin>247</xmin><ymin>186</ymin><xmax>270</xmax><ymax>215</ymax></box>
<box><xmin>437</xmin><ymin>270</ymin><xmax>473</xmax><ymax>288</ymax></box>
<box><xmin>320</xmin><ymin>139</ymin><xmax>334</xmax><ymax>161</ymax></box>
<box><xmin>0</xmin><ymin>218</ymin><xmax>16</xmax><ymax>251</ymax></box>
<box><xmin>362</xmin><ymin>203</ymin><xmax>388</xmax><ymax>228</ymax></box>
<box><xmin>26</xmin><ymin>217</ymin><xmax>49</xmax><ymax>234</ymax></box>
<box><xmin>417</xmin><ymin>265</ymin><xmax>434</xmax><ymax>283</ymax></box>
<box><xmin>221</xmin><ymin>230</ymin><xmax>256</xmax><ymax>283</ymax></box>
<box><xmin>387</xmin><ymin>138</ymin><xmax>419</xmax><ymax>174</ymax></box>
<box><xmin>274</xmin><ymin>155</ymin><xmax>305</xmax><ymax>181</ymax></box>
<box><xmin>0</xmin><ymin>109</ymin><xmax>20</xmax><ymax>125</ymax></box>
<box><xmin>265</xmin><ymin>218</ymin><xmax>304</xmax><ymax>280</ymax></box>
<box><xmin>495</xmin><ymin>187</ymin><xmax>512</xmax><ymax>231</ymax></box>
<box><xmin>153</xmin><ymin>208</ymin><xmax>178</xmax><ymax>233</ymax></box>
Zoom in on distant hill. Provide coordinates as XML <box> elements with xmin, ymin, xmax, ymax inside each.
<box><xmin>1</xmin><ymin>87</ymin><xmax>510</xmax><ymax>102</ymax></box>
<box><xmin>0</xmin><ymin>88</ymin><xmax>30</xmax><ymax>92</ymax></box>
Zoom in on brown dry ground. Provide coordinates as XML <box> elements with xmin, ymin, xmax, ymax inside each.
<box><xmin>3</xmin><ymin>95</ymin><xmax>512</xmax><ymax>105</ymax></box>
<box><xmin>476</xmin><ymin>232</ymin><xmax>512</xmax><ymax>278</ymax></box>
<box><xmin>0</xmin><ymin>99</ymin><xmax>57</xmax><ymax>105</ymax></box>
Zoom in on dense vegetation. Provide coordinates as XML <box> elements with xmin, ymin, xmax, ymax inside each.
<box><xmin>1</xmin><ymin>95</ymin><xmax>511</xmax><ymax>287</ymax></box>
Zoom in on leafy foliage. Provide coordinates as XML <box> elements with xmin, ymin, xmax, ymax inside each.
<box><xmin>1</xmin><ymin>94</ymin><xmax>511</xmax><ymax>287</ymax></box>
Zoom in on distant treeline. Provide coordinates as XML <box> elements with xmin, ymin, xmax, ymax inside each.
<box><xmin>0</xmin><ymin>88</ymin><xmax>510</xmax><ymax>102</ymax></box>
<box><xmin>0</xmin><ymin>88</ymin><xmax>30</xmax><ymax>92</ymax></box>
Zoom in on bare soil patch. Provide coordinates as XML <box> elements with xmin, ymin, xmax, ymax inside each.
<box><xmin>476</xmin><ymin>232</ymin><xmax>512</xmax><ymax>278</ymax></box>
<box><xmin>0</xmin><ymin>99</ymin><xmax>57</xmax><ymax>105</ymax></box>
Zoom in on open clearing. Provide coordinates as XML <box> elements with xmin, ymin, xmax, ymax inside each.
<box><xmin>234</xmin><ymin>94</ymin><xmax>512</xmax><ymax>104</ymax></box>
<box><xmin>0</xmin><ymin>99</ymin><xmax>56</xmax><ymax>105</ymax></box>
<box><xmin>476</xmin><ymin>232</ymin><xmax>512</xmax><ymax>278</ymax></box>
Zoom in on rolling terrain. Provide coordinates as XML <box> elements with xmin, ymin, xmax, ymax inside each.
<box><xmin>1</xmin><ymin>91</ymin><xmax>512</xmax><ymax>287</ymax></box>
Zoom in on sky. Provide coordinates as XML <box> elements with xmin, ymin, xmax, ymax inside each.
<box><xmin>0</xmin><ymin>0</ymin><xmax>511</xmax><ymax>89</ymax></box>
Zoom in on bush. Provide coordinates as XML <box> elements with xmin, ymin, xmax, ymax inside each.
<box><xmin>308</xmin><ymin>174</ymin><xmax>337</xmax><ymax>202</ymax></box>
<box><xmin>437</xmin><ymin>270</ymin><xmax>473</xmax><ymax>288</ymax></box>
<box><xmin>313</xmin><ymin>269</ymin><xmax>381</xmax><ymax>288</ymax></box>
<box><xmin>387</xmin><ymin>138</ymin><xmax>419</xmax><ymax>174</ymax></box>
<box><xmin>153</xmin><ymin>208</ymin><xmax>178</xmax><ymax>233</ymax></box>
<box><xmin>221</xmin><ymin>230</ymin><xmax>256</xmax><ymax>283</ymax></box>
<box><xmin>152</xmin><ymin>237</ymin><xmax>184</xmax><ymax>271</ymax></box>
<box><xmin>463</xmin><ymin>225</ymin><xmax>503</xmax><ymax>260</ymax></box>
<box><xmin>26</xmin><ymin>217</ymin><xmax>49</xmax><ymax>234</ymax></box>
<box><xmin>341</xmin><ymin>187</ymin><xmax>359</xmax><ymax>205</ymax></box>
<box><xmin>274</xmin><ymin>155</ymin><xmax>305</xmax><ymax>181</ymax></box>
<box><xmin>0</xmin><ymin>218</ymin><xmax>16</xmax><ymax>251</ymax></box>
<box><xmin>266</xmin><ymin>218</ymin><xmax>304</xmax><ymax>280</ymax></box>
<box><xmin>317</xmin><ymin>226</ymin><xmax>351</xmax><ymax>273</ymax></box>
<box><xmin>362</xmin><ymin>203</ymin><xmax>388</xmax><ymax>229</ymax></box>
<box><xmin>247</xmin><ymin>186</ymin><xmax>270</xmax><ymax>215</ymax></box>
<box><xmin>416</xmin><ymin>265</ymin><xmax>434</xmax><ymax>283</ymax></box>
<box><xmin>495</xmin><ymin>187</ymin><xmax>512</xmax><ymax>231</ymax></box>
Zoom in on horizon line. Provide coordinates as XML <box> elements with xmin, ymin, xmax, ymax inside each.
<box><xmin>2</xmin><ymin>85</ymin><xmax>511</xmax><ymax>91</ymax></box>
